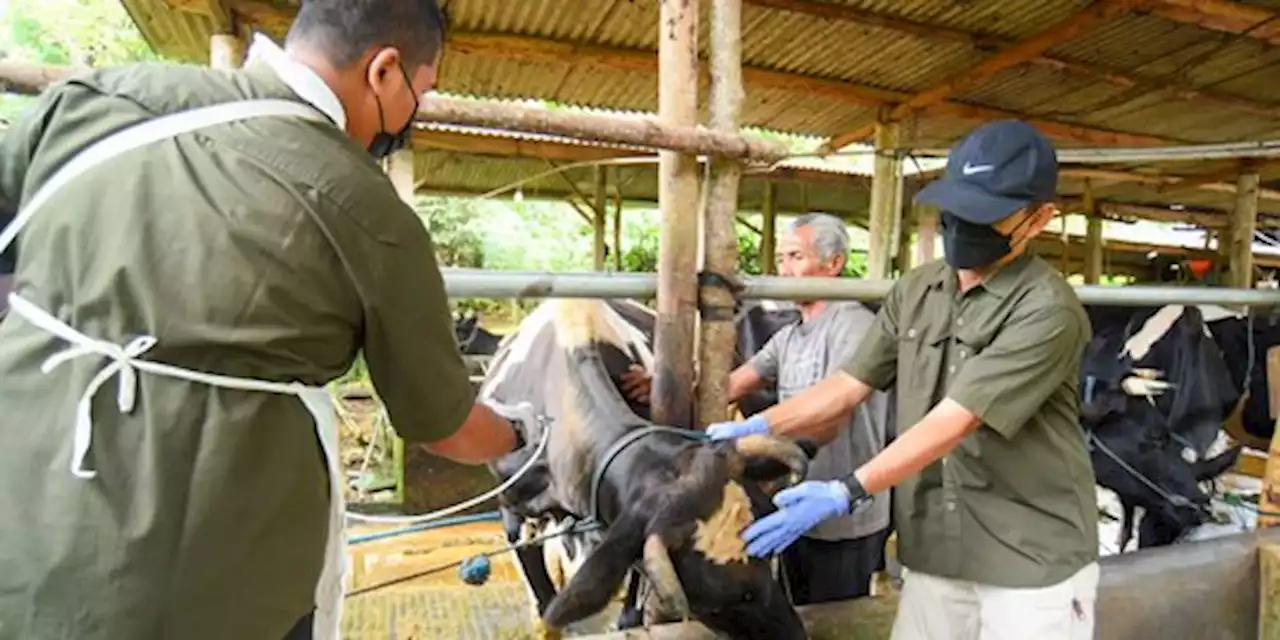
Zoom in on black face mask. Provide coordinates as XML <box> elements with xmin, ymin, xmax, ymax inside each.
<box><xmin>939</xmin><ymin>210</ymin><xmax>1024</xmax><ymax>270</ymax></box>
<box><xmin>368</xmin><ymin>63</ymin><xmax>419</xmax><ymax>159</ymax></box>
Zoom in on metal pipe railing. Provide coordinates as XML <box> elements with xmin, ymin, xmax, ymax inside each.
<box><xmin>441</xmin><ymin>269</ymin><xmax>1280</xmax><ymax>307</ymax></box>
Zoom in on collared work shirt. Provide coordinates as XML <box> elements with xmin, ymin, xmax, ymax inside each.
<box><xmin>842</xmin><ymin>253</ymin><xmax>1098</xmax><ymax>589</ymax></box>
<box><xmin>748</xmin><ymin>300</ymin><xmax>893</xmax><ymax>541</ymax></box>
<box><xmin>0</xmin><ymin>61</ymin><xmax>474</xmax><ymax>639</ymax></box>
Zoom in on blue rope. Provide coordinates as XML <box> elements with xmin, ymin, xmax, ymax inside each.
<box><xmin>346</xmin><ymin>510</ymin><xmax>503</xmax><ymax>546</ymax></box>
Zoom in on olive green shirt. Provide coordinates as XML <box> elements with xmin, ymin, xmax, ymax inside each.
<box><xmin>0</xmin><ymin>61</ymin><xmax>473</xmax><ymax>639</ymax></box>
<box><xmin>842</xmin><ymin>253</ymin><xmax>1098</xmax><ymax>589</ymax></box>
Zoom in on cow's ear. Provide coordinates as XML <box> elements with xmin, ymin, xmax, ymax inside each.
<box><xmin>1193</xmin><ymin>444</ymin><xmax>1242</xmax><ymax>482</ymax></box>
<box><xmin>543</xmin><ymin>508</ymin><xmax>647</xmax><ymax>629</ymax></box>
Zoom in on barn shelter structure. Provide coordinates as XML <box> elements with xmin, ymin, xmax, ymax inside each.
<box><xmin>7</xmin><ymin>0</ymin><xmax>1280</xmax><ymax>637</ymax></box>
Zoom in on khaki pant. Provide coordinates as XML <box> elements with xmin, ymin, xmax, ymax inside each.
<box><xmin>890</xmin><ymin>563</ymin><xmax>1099</xmax><ymax>640</ymax></box>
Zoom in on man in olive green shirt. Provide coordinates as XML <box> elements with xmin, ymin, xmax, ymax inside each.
<box><xmin>713</xmin><ymin>121</ymin><xmax>1099</xmax><ymax>639</ymax></box>
<box><xmin>0</xmin><ymin>2</ymin><xmax>534</xmax><ymax>639</ymax></box>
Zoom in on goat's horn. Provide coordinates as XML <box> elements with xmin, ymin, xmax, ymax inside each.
<box><xmin>733</xmin><ymin>434</ymin><xmax>810</xmax><ymax>486</ymax></box>
<box><xmin>642</xmin><ymin>534</ymin><xmax>690</xmax><ymax>619</ymax></box>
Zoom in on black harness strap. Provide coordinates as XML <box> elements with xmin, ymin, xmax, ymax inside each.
<box><xmin>587</xmin><ymin>424</ymin><xmax>709</xmax><ymax>526</ymax></box>
<box><xmin>697</xmin><ymin>270</ymin><xmax>743</xmax><ymax>322</ymax></box>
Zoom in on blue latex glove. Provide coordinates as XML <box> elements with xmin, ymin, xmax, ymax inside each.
<box><xmin>741</xmin><ymin>480</ymin><xmax>851</xmax><ymax>557</ymax></box>
<box><xmin>705</xmin><ymin>414</ymin><xmax>770</xmax><ymax>441</ymax></box>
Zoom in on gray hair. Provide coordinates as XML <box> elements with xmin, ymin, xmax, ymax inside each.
<box><xmin>787</xmin><ymin>213</ymin><xmax>850</xmax><ymax>263</ymax></box>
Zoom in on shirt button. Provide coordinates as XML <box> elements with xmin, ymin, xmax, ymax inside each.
<box><xmin>947</xmin><ymin>501</ymin><xmax>957</xmax><ymax>512</ymax></box>
<box><xmin>908</xmin><ymin>328</ymin><xmax>918</xmax><ymax>338</ymax></box>
<box><xmin>957</xmin><ymin>318</ymin><xmax>964</xmax><ymax>326</ymax></box>
<box><xmin>949</xmin><ymin>365</ymin><xmax>956</xmax><ymax>374</ymax></box>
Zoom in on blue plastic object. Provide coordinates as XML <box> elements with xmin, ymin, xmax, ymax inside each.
<box><xmin>459</xmin><ymin>554</ymin><xmax>492</xmax><ymax>586</ymax></box>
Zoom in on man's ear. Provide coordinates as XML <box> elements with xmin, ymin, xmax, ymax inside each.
<box><xmin>542</xmin><ymin>509</ymin><xmax>647</xmax><ymax>629</ymax></box>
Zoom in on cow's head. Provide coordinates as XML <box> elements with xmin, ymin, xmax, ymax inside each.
<box><xmin>1090</xmin><ymin>405</ymin><xmax>1242</xmax><ymax>543</ymax></box>
<box><xmin>540</xmin><ymin>434</ymin><xmax>814</xmax><ymax>639</ymax></box>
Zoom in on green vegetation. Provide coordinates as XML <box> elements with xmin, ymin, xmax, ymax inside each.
<box><xmin>0</xmin><ymin>0</ymin><xmax>157</xmax><ymax>121</ymax></box>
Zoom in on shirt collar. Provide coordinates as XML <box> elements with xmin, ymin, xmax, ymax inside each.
<box><xmin>930</xmin><ymin>251</ymin><xmax>1033</xmax><ymax>300</ymax></box>
<box><xmin>244</xmin><ymin>33</ymin><xmax>347</xmax><ymax>130</ymax></box>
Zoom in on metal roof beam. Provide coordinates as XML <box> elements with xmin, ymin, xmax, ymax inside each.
<box><xmin>820</xmin><ymin>0</ymin><xmax>1156</xmax><ymax>153</ymax></box>
<box><xmin>1061</xmin><ymin>167</ymin><xmax>1280</xmax><ymax>201</ymax></box>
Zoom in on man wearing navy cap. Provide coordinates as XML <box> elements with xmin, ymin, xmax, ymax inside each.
<box><xmin>706</xmin><ymin>120</ymin><xmax>1098</xmax><ymax>638</ymax></box>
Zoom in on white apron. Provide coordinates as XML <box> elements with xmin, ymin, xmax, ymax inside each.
<box><xmin>0</xmin><ymin>98</ymin><xmax>351</xmax><ymax>639</ymax></box>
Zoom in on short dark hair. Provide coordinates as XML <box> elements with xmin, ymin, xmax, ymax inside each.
<box><xmin>285</xmin><ymin>0</ymin><xmax>448</xmax><ymax>70</ymax></box>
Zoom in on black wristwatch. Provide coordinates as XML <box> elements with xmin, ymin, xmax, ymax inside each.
<box><xmin>837</xmin><ymin>474</ymin><xmax>872</xmax><ymax>514</ymax></box>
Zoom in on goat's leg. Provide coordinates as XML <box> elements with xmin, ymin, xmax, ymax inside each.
<box><xmin>503</xmin><ymin>510</ymin><xmax>560</xmax><ymax>617</ymax></box>
<box><xmin>1117</xmin><ymin>496</ymin><xmax>1136</xmax><ymax>552</ymax></box>
<box><xmin>613</xmin><ymin>569</ymin><xmax>645</xmax><ymax>630</ymax></box>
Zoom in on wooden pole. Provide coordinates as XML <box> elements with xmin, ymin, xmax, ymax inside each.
<box><xmin>866</xmin><ymin>116</ymin><xmax>900</xmax><ymax>279</ymax></box>
<box><xmin>652</xmin><ymin>0</ymin><xmax>700</xmax><ymax>430</ymax></box>
<box><xmin>1229</xmin><ymin>171</ymin><xmax>1261</xmax><ymax>290</ymax></box>
<box><xmin>1084</xmin><ymin>179</ymin><xmax>1104</xmax><ymax>284</ymax></box>
<box><xmin>697</xmin><ymin>0</ymin><xmax>744</xmax><ymax>428</ymax></box>
<box><xmin>915</xmin><ymin>206</ymin><xmax>937</xmax><ymax>266</ymax></box>
<box><xmin>762</xmin><ymin>182</ymin><xmax>777</xmax><ymax>275</ymax></box>
<box><xmin>210</xmin><ymin>33</ymin><xmax>245</xmax><ymax>70</ymax></box>
<box><xmin>593</xmin><ymin>166</ymin><xmax>608</xmax><ymax>271</ymax></box>
<box><xmin>613</xmin><ymin>169</ymin><xmax>623</xmax><ymax>272</ymax></box>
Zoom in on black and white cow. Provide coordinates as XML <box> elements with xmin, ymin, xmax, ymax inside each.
<box><xmin>479</xmin><ymin>298</ymin><xmax>814</xmax><ymax>639</ymax></box>
<box><xmin>1080</xmin><ymin>303</ymin><xmax>1246</xmax><ymax>549</ymax></box>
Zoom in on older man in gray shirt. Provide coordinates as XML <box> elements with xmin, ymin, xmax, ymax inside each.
<box><xmin>622</xmin><ymin>213</ymin><xmax>894</xmax><ymax>604</ymax></box>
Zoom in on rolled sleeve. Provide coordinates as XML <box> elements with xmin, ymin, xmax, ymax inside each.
<box><xmin>946</xmin><ymin>304</ymin><xmax>1084</xmax><ymax>439</ymax></box>
<box><xmin>362</xmin><ymin>223</ymin><xmax>475</xmax><ymax>444</ymax></box>
<box><xmin>840</xmin><ymin>284</ymin><xmax>901</xmax><ymax>390</ymax></box>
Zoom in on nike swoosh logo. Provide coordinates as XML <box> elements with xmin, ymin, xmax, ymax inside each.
<box><xmin>962</xmin><ymin>163</ymin><xmax>993</xmax><ymax>175</ymax></box>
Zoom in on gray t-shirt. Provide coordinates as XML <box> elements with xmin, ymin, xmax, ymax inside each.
<box><xmin>747</xmin><ymin>300</ymin><xmax>894</xmax><ymax>541</ymax></box>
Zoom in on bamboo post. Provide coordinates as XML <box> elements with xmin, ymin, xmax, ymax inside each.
<box><xmin>696</xmin><ymin>0</ymin><xmax>744</xmax><ymax>428</ymax></box>
<box><xmin>652</xmin><ymin>0</ymin><xmax>700</xmax><ymax>430</ymax></box>
<box><xmin>593</xmin><ymin>166</ymin><xmax>608</xmax><ymax>271</ymax></box>
<box><xmin>1084</xmin><ymin>179</ymin><xmax>1104</xmax><ymax>284</ymax></box>
<box><xmin>867</xmin><ymin>116</ymin><xmax>901</xmax><ymax>279</ymax></box>
<box><xmin>761</xmin><ymin>182</ymin><xmax>777</xmax><ymax>275</ymax></box>
<box><xmin>1229</xmin><ymin>171</ymin><xmax>1261</xmax><ymax>289</ymax></box>
<box><xmin>895</xmin><ymin>203</ymin><xmax>916</xmax><ymax>275</ymax></box>
<box><xmin>210</xmin><ymin>33</ymin><xmax>245</xmax><ymax>70</ymax></box>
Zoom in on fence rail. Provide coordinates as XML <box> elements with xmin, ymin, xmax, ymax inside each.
<box><xmin>441</xmin><ymin>269</ymin><xmax>1280</xmax><ymax>307</ymax></box>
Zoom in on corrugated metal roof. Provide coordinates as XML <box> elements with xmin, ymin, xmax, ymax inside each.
<box><xmin>114</xmin><ymin>0</ymin><xmax>1280</xmax><ymax>226</ymax></box>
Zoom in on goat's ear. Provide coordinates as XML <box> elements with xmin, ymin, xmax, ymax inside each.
<box><xmin>543</xmin><ymin>509</ymin><xmax>647</xmax><ymax>629</ymax></box>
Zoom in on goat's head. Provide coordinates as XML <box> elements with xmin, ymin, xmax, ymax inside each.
<box><xmin>540</xmin><ymin>434</ymin><xmax>815</xmax><ymax>640</ymax></box>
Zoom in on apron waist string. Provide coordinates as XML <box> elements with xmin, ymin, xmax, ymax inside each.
<box><xmin>7</xmin><ymin>292</ymin><xmax>309</xmax><ymax>479</ymax></box>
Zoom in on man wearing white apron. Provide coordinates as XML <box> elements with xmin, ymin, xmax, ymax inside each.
<box><xmin>0</xmin><ymin>2</ymin><xmax>534</xmax><ymax>639</ymax></box>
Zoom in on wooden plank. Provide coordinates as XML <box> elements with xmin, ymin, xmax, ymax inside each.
<box><xmin>651</xmin><ymin>0</ymin><xmax>701</xmax><ymax>430</ymax></box>
<box><xmin>209</xmin><ymin>33</ymin><xmax>244</xmax><ymax>70</ymax></box>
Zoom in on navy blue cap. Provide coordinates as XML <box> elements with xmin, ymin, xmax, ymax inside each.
<box><xmin>915</xmin><ymin>120</ymin><xmax>1059</xmax><ymax>225</ymax></box>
